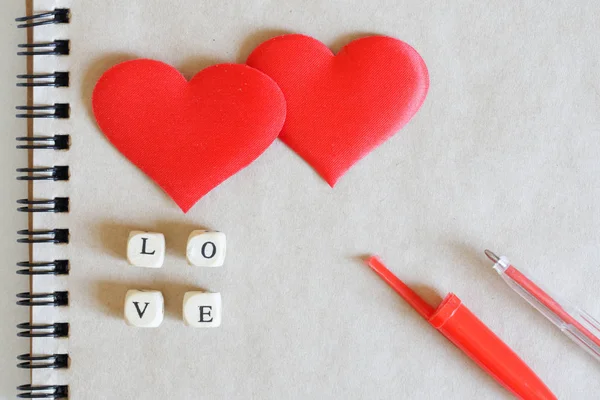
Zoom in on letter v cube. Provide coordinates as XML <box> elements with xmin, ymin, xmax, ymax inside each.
<box><xmin>124</xmin><ymin>290</ymin><xmax>164</xmax><ymax>327</ymax></box>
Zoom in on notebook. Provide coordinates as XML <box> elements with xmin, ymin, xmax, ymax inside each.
<box><xmin>16</xmin><ymin>0</ymin><xmax>600</xmax><ymax>398</ymax></box>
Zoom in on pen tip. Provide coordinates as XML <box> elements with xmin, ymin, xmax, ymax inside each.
<box><xmin>484</xmin><ymin>249</ymin><xmax>500</xmax><ymax>263</ymax></box>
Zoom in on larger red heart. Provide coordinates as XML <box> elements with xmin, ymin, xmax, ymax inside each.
<box><xmin>247</xmin><ymin>34</ymin><xmax>429</xmax><ymax>186</ymax></box>
<box><xmin>92</xmin><ymin>60</ymin><xmax>286</xmax><ymax>212</ymax></box>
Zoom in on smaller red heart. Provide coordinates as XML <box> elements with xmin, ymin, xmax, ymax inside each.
<box><xmin>247</xmin><ymin>34</ymin><xmax>429</xmax><ymax>186</ymax></box>
<box><xmin>92</xmin><ymin>60</ymin><xmax>286</xmax><ymax>212</ymax></box>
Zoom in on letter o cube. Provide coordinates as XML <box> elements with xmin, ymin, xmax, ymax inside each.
<box><xmin>186</xmin><ymin>230</ymin><xmax>226</xmax><ymax>267</ymax></box>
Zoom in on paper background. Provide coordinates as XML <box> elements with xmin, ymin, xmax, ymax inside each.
<box><xmin>30</xmin><ymin>0</ymin><xmax>600</xmax><ymax>398</ymax></box>
<box><xmin>0</xmin><ymin>1</ymin><xmax>31</xmax><ymax>398</ymax></box>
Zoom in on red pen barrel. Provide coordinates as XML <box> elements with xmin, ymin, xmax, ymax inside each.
<box><xmin>429</xmin><ymin>294</ymin><xmax>556</xmax><ymax>400</ymax></box>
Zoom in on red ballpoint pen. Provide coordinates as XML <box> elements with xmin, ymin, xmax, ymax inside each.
<box><xmin>484</xmin><ymin>250</ymin><xmax>600</xmax><ymax>362</ymax></box>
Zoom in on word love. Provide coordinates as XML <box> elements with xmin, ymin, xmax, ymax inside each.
<box><xmin>127</xmin><ymin>230</ymin><xmax>226</xmax><ymax>268</ymax></box>
<box><xmin>124</xmin><ymin>290</ymin><xmax>221</xmax><ymax>328</ymax></box>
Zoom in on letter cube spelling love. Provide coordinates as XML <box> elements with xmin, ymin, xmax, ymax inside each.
<box><xmin>124</xmin><ymin>230</ymin><xmax>224</xmax><ymax>327</ymax></box>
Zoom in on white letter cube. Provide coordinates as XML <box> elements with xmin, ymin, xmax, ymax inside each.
<box><xmin>186</xmin><ymin>230</ymin><xmax>226</xmax><ymax>267</ymax></box>
<box><xmin>124</xmin><ymin>290</ymin><xmax>164</xmax><ymax>328</ymax></box>
<box><xmin>183</xmin><ymin>292</ymin><xmax>221</xmax><ymax>327</ymax></box>
<box><xmin>127</xmin><ymin>231</ymin><xmax>165</xmax><ymax>268</ymax></box>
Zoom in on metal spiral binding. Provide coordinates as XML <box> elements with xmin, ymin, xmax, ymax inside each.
<box><xmin>15</xmin><ymin>103</ymin><xmax>70</xmax><ymax>119</ymax></box>
<box><xmin>16</xmin><ymin>166</ymin><xmax>69</xmax><ymax>181</ymax></box>
<box><xmin>16</xmin><ymin>8</ymin><xmax>71</xmax><ymax>398</ymax></box>
<box><xmin>16</xmin><ymin>291</ymin><xmax>69</xmax><ymax>307</ymax></box>
<box><xmin>17</xmin><ymin>354</ymin><xmax>69</xmax><ymax>369</ymax></box>
<box><xmin>17</xmin><ymin>229</ymin><xmax>69</xmax><ymax>244</ymax></box>
<box><xmin>17</xmin><ymin>323</ymin><xmax>69</xmax><ymax>338</ymax></box>
<box><xmin>16</xmin><ymin>260</ymin><xmax>70</xmax><ymax>275</ymax></box>
<box><xmin>17</xmin><ymin>40</ymin><xmax>70</xmax><ymax>56</ymax></box>
<box><xmin>16</xmin><ymin>134</ymin><xmax>70</xmax><ymax>150</ymax></box>
<box><xmin>17</xmin><ymin>72</ymin><xmax>70</xmax><ymax>88</ymax></box>
<box><xmin>15</xmin><ymin>8</ymin><xmax>70</xmax><ymax>28</ymax></box>
<box><xmin>17</xmin><ymin>197</ymin><xmax>70</xmax><ymax>213</ymax></box>
<box><xmin>17</xmin><ymin>385</ymin><xmax>69</xmax><ymax>400</ymax></box>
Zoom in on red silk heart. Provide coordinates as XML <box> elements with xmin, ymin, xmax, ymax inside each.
<box><xmin>247</xmin><ymin>34</ymin><xmax>429</xmax><ymax>186</ymax></box>
<box><xmin>92</xmin><ymin>60</ymin><xmax>286</xmax><ymax>212</ymax></box>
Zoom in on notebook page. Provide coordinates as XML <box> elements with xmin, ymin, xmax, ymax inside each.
<box><xmin>1</xmin><ymin>1</ymin><xmax>30</xmax><ymax>397</ymax></box>
<box><xmin>31</xmin><ymin>0</ymin><xmax>600</xmax><ymax>398</ymax></box>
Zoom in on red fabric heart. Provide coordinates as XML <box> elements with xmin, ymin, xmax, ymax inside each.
<box><xmin>247</xmin><ymin>34</ymin><xmax>429</xmax><ymax>186</ymax></box>
<box><xmin>92</xmin><ymin>60</ymin><xmax>286</xmax><ymax>212</ymax></box>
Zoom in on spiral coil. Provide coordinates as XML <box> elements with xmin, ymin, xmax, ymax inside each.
<box><xmin>17</xmin><ymin>229</ymin><xmax>69</xmax><ymax>244</ymax></box>
<box><xmin>16</xmin><ymin>134</ymin><xmax>70</xmax><ymax>150</ymax></box>
<box><xmin>16</xmin><ymin>292</ymin><xmax>69</xmax><ymax>307</ymax></box>
<box><xmin>15</xmin><ymin>8</ymin><xmax>70</xmax><ymax>28</ymax></box>
<box><xmin>16</xmin><ymin>8</ymin><xmax>71</xmax><ymax>399</ymax></box>
<box><xmin>17</xmin><ymin>72</ymin><xmax>70</xmax><ymax>88</ymax></box>
<box><xmin>17</xmin><ymin>354</ymin><xmax>69</xmax><ymax>370</ymax></box>
<box><xmin>16</xmin><ymin>166</ymin><xmax>69</xmax><ymax>181</ymax></box>
<box><xmin>17</xmin><ymin>323</ymin><xmax>69</xmax><ymax>338</ymax></box>
<box><xmin>17</xmin><ymin>198</ymin><xmax>70</xmax><ymax>213</ymax></box>
<box><xmin>15</xmin><ymin>103</ymin><xmax>70</xmax><ymax>119</ymax></box>
<box><xmin>16</xmin><ymin>260</ymin><xmax>70</xmax><ymax>276</ymax></box>
<box><xmin>17</xmin><ymin>40</ymin><xmax>70</xmax><ymax>56</ymax></box>
<box><xmin>17</xmin><ymin>385</ymin><xmax>69</xmax><ymax>400</ymax></box>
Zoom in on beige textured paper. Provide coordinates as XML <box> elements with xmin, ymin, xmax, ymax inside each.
<box><xmin>0</xmin><ymin>2</ymin><xmax>31</xmax><ymax>398</ymax></box>
<box><xmin>31</xmin><ymin>0</ymin><xmax>600</xmax><ymax>398</ymax></box>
